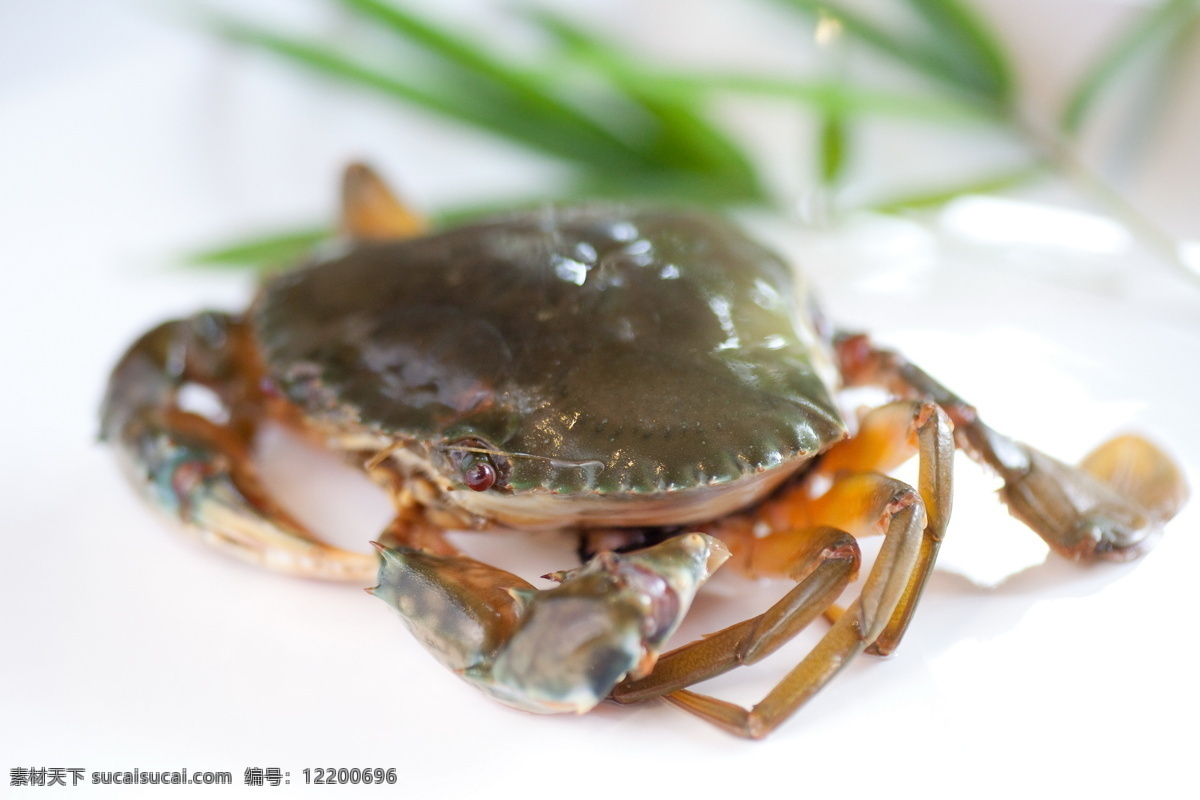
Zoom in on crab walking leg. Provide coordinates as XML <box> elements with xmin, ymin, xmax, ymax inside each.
<box><xmin>611</xmin><ymin>527</ymin><xmax>860</xmax><ymax>705</ymax></box>
<box><xmin>339</xmin><ymin>162</ymin><xmax>427</xmax><ymax>240</ymax></box>
<box><xmin>753</xmin><ymin>401</ymin><xmax>953</xmax><ymax>654</ymax></box>
<box><xmin>101</xmin><ymin>312</ymin><xmax>378</xmax><ymax>582</ymax></box>
<box><xmin>810</xmin><ymin>401</ymin><xmax>951</xmax><ymax>483</ymax></box>
<box><xmin>656</xmin><ymin>498</ymin><xmax>927</xmax><ymax>739</ymax></box>
<box><xmin>836</xmin><ymin>333</ymin><xmax>1187</xmax><ymax>560</ymax></box>
<box><xmin>834</xmin><ymin>403</ymin><xmax>954</xmax><ymax>655</ymax></box>
<box><xmin>612</xmin><ymin>403</ymin><xmax>952</xmax><ymax>736</ymax></box>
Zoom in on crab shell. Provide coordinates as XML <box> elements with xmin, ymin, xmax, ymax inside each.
<box><xmin>253</xmin><ymin>206</ymin><xmax>848</xmax><ymax>530</ymax></box>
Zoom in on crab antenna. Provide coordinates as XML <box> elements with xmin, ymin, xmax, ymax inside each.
<box><xmin>340</xmin><ymin>162</ymin><xmax>426</xmax><ymax>241</ymax></box>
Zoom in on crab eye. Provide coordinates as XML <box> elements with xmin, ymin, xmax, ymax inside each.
<box><xmin>446</xmin><ymin>436</ymin><xmax>509</xmax><ymax>492</ymax></box>
<box><xmin>462</xmin><ymin>458</ymin><xmax>497</xmax><ymax>492</ymax></box>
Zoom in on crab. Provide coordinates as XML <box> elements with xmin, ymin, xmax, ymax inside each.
<box><xmin>101</xmin><ymin>164</ymin><xmax>1186</xmax><ymax>738</ymax></box>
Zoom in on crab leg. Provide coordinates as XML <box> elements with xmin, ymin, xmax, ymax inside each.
<box><xmin>99</xmin><ymin>164</ymin><xmax>429</xmax><ymax>583</ymax></box>
<box><xmin>845</xmin><ymin>403</ymin><xmax>954</xmax><ymax>655</ymax></box>
<box><xmin>640</xmin><ymin>489</ymin><xmax>926</xmax><ymax>739</ymax></box>
<box><xmin>339</xmin><ymin>162</ymin><xmax>426</xmax><ymax>240</ymax></box>
<box><xmin>749</xmin><ymin>400</ymin><xmax>954</xmax><ymax>654</ymax></box>
<box><xmin>836</xmin><ymin>333</ymin><xmax>1187</xmax><ymax>561</ymax></box>
<box><xmin>100</xmin><ymin>312</ymin><xmax>378</xmax><ymax>582</ymax></box>
<box><xmin>610</xmin><ymin>526</ymin><xmax>860</xmax><ymax>705</ymax></box>
<box><xmin>612</xmin><ymin>402</ymin><xmax>953</xmax><ymax>738</ymax></box>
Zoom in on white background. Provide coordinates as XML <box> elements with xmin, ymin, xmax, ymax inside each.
<box><xmin>3</xmin><ymin>1</ymin><xmax>1198</xmax><ymax>798</ymax></box>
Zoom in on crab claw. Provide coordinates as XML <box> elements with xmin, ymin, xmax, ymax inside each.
<box><xmin>371</xmin><ymin>533</ymin><xmax>729</xmax><ymax>715</ymax></box>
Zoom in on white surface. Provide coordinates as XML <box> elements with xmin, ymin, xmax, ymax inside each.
<box><xmin>3</xmin><ymin>1</ymin><xmax>1199</xmax><ymax>798</ymax></box>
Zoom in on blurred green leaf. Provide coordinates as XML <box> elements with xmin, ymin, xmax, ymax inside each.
<box><xmin>1130</xmin><ymin>11</ymin><xmax>1200</xmax><ymax>137</ymax></box>
<box><xmin>526</xmin><ymin>9</ymin><xmax>765</xmax><ymax>202</ymax></box>
<box><xmin>901</xmin><ymin>0</ymin><xmax>1012</xmax><ymax>107</ymax></box>
<box><xmin>764</xmin><ymin>0</ymin><xmax>1008</xmax><ymax>108</ymax></box>
<box><xmin>818</xmin><ymin>113</ymin><xmax>848</xmax><ymax>186</ymax></box>
<box><xmin>188</xmin><ymin>227</ymin><xmax>330</xmax><ymax>269</ymax></box>
<box><xmin>870</xmin><ymin>165</ymin><xmax>1044</xmax><ymax>213</ymax></box>
<box><xmin>1061</xmin><ymin>0</ymin><xmax>1200</xmax><ymax>135</ymax></box>
<box><xmin>632</xmin><ymin>72</ymin><xmax>997</xmax><ymax>121</ymax></box>
<box><xmin>197</xmin><ymin>0</ymin><xmax>1196</xmax><ymax>283</ymax></box>
<box><xmin>766</xmin><ymin>1</ymin><xmax>952</xmax><ymax>85</ymax></box>
<box><xmin>327</xmin><ymin>0</ymin><xmax>657</xmax><ymax>169</ymax></box>
<box><xmin>220</xmin><ymin>24</ymin><xmax>655</xmax><ymax>173</ymax></box>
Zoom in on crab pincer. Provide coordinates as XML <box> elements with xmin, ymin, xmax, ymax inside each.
<box><xmin>370</xmin><ymin>534</ymin><xmax>729</xmax><ymax>713</ymax></box>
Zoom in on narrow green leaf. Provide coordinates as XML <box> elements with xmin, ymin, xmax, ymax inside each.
<box><xmin>220</xmin><ymin>24</ymin><xmax>654</xmax><ymax>173</ymax></box>
<box><xmin>223</xmin><ymin>27</ymin><xmax>476</xmax><ymax>121</ymax></box>
<box><xmin>1121</xmin><ymin>11</ymin><xmax>1200</xmax><ymax>143</ymax></box>
<box><xmin>870</xmin><ymin>165</ymin><xmax>1044</xmax><ymax>213</ymax></box>
<box><xmin>763</xmin><ymin>0</ymin><xmax>1009</xmax><ymax>109</ymax></box>
<box><xmin>329</xmin><ymin>0</ymin><xmax>657</xmax><ymax>169</ymax></box>
<box><xmin>188</xmin><ymin>227</ymin><xmax>330</xmax><ymax>270</ymax></box>
<box><xmin>183</xmin><ymin>174</ymin><xmax>752</xmax><ymax>275</ymax></box>
<box><xmin>1061</xmin><ymin>0</ymin><xmax>1200</xmax><ymax>135</ymax></box>
<box><xmin>526</xmin><ymin>5</ymin><xmax>1002</xmax><ymax>210</ymax></box>
<box><xmin>901</xmin><ymin>0</ymin><xmax>1013</xmax><ymax>106</ymax></box>
<box><xmin>634</xmin><ymin>72</ymin><xmax>997</xmax><ymax>121</ymax></box>
<box><xmin>810</xmin><ymin>11</ymin><xmax>853</xmax><ymax>190</ymax></box>
<box><xmin>526</xmin><ymin>10</ymin><xmax>764</xmax><ymax>201</ymax></box>
<box><xmin>818</xmin><ymin>113</ymin><xmax>848</xmax><ymax>186</ymax></box>
<box><xmin>767</xmin><ymin>1</ymin><xmax>949</xmax><ymax>80</ymax></box>
<box><xmin>570</xmin><ymin>171</ymin><xmax>776</xmax><ymax>208</ymax></box>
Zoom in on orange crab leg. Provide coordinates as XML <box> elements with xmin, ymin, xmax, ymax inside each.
<box><xmin>339</xmin><ymin>162</ymin><xmax>427</xmax><ymax>240</ymax></box>
<box><xmin>839</xmin><ymin>402</ymin><xmax>954</xmax><ymax>655</ymax></box>
<box><xmin>611</xmin><ymin>526</ymin><xmax>860</xmax><ymax>706</ymax></box>
<box><xmin>809</xmin><ymin>400</ymin><xmax>929</xmax><ymax>480</ymax></box>
<box><xmin>638</xmin><ymin>492</ymin><xmax>926</xmax><ymax>739</ymax></box>
<box><xmin>611</xmin><ymin>402</ymin><xmax>953</xmax><ymax>738</ymax></box>
<box><xmin>752</xmin><ymin>401</ymin><xmax>953</xmax><ymax>654</ymax></box>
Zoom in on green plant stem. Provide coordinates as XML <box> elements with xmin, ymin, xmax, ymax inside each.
<box><xmin>1019</xmin><ymin>118</ymin><xmax>1196</xmax><ymax>283</ymax></box>
<box><xmin>1061</xmin><ymin>0</ymin><xmax>1200</xmax><ymax>135</ymax></box>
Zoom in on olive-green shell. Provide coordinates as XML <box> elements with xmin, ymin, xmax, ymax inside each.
<box><xmin>254</xmin><ymin>207</ymin><xmax>845</xmax><ymax>495</ymax></box>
